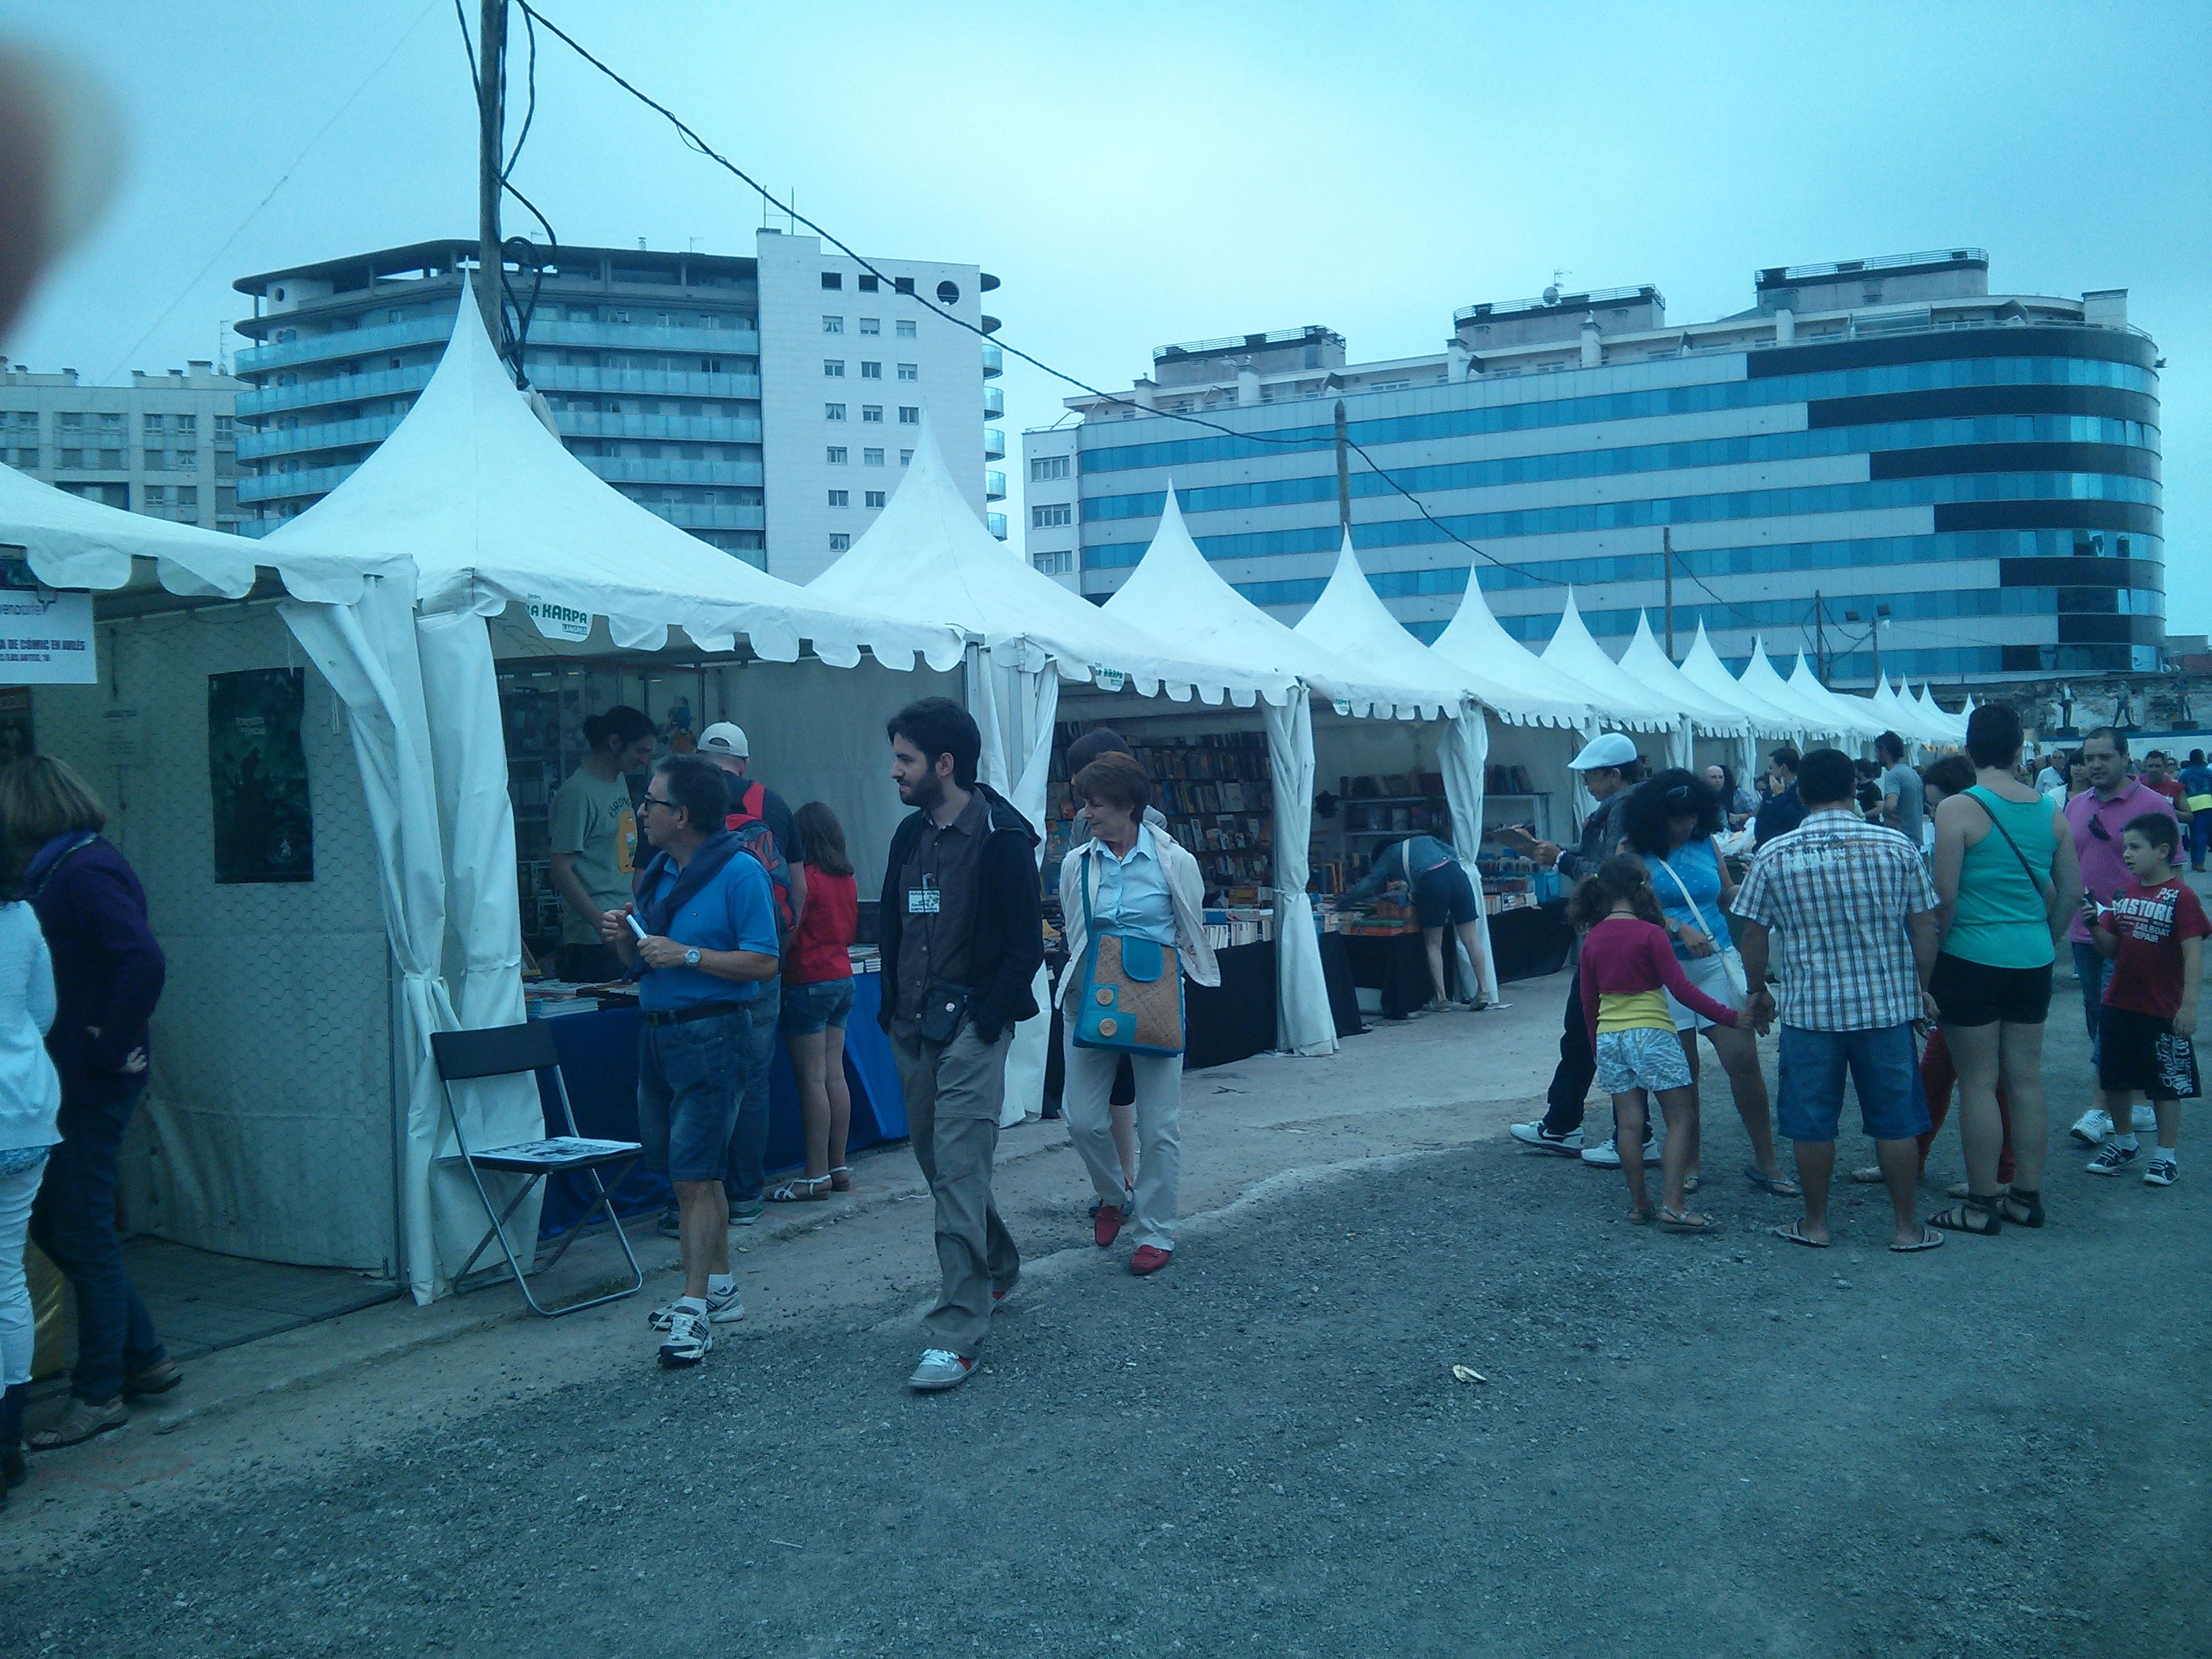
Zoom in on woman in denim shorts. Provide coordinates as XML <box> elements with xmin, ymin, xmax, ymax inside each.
<box><xmin>772</xmin><ymin>803</ymin><xmax>860</xmax><ymax>1201</ymax></box>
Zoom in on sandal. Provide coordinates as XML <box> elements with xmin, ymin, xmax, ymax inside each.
<box><xmin>1997</xmin><ymin>1188</ymin><xmax>2045</xmax><ymax>1229</ymax></box>
<box><xmin>1927</xmin><ymin>1193</ymin><xmax>2002</xmax><ymax>1236</ymax></box>
<box><xmin>1849</xmin><ymin>1165</ymin><xmax>1885</xmax><ymax>1185</ymax></box>
<box><xmin>121</xmin><ymin>1360</ymin><xmax>183</xmax><ymax>1400</ymax></box>
<box><xmin>1890</xmin><ymin>1226</ymin><xmax>1946</xmax><ymax>1253</ymax></box>
<box><xmin>1771</xmin><ymin>1219</ymin><xmax>1830</xmax><ymax>1248</ymax></box>
<box><xmin>828</xmin><ymin>1166</ymin><xmax>852</xmax><ymax>1193</ymax></box>
<box><xmin>1627</xmin><ymin>1205</ymin><xmax>1655</xmax><ymax>1225</ymax></box>
<box><xmin>1745</xmin><ymin>1165</ymin><xmax>1803</xmax><ymax>1197</ymax></box>
<box><xmin>1658</xmin><ymin>1206</ymin><xmax>1717</xmax><ymax>1233</ymax></box>
<box><xmin>766</xmin><ymin>1175</ymin><xmax>832</xmax><ymax>1203</ymax></box>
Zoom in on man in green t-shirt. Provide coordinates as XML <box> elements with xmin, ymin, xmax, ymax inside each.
<box><xmin>548</xmin><ymin>708</ymin><xmax>655</xmax><ymax>981</ymax></box>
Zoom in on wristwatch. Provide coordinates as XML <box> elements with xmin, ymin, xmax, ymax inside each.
<box><xmin>684</xmin><ymin>947</ymin><xmax>701</xmax><ymax>966</ymax></box>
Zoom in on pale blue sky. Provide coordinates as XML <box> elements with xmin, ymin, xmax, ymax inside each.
<box><xmin>4</xmin><ymin>1</ymin><xmax>2205</xmax><ymax>630</ymax></box>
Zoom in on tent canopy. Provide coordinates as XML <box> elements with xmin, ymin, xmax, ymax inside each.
<box><xmin>1616</xmin><ymin>613</ymin><xmax>1750</xmax><ymax>733</ymax></box>
<box><xmin>1102</xmin><ymin>492</ymin><xmax>1443</xmax><ymax>717</ymax></box>
<box><xmin>1738</xmin><ymin>639</ymin><xmax>1847</xmax><ymax>737</ymax></box>
<box><xmin>262</xmin><ymin>287</ymin><xmax>961</xmax><ymax>672</ymax></box>
<box><xmin>1786</xmin><ymin>655</ymin><xmax>1888</xmax><ymax>739</ymax></box>
<box><xmin>1536</xmin><ymin>591</ymin><xmax>1682</xmax><ymax>732</ymax></box>
<box><xmin>811</xmin><ymin>429</ymin><xmax>1292</xmax><ymax>706</ymax></box>
<box><xmin>1676</xmin><ymin>622</ymin><xmax>1805</xmax><ymax>735</ymax></box>
<box><xmin>1291</xmin><ymin>532</ymin><xmax>1476</xmax><ymax>717</ymax></box>
<box><xmin>1403</xmin><ymin>567</ymin><xmax>1591</xmax><ymax>729</ymax></box>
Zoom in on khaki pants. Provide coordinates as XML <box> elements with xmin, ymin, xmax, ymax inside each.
<box><xmin>891</xmin><ymin>1021</ymin><xmax>1020</xmax><ymax>1358</ymax></box>
<box><xmin>1060</xmin><ymin>1033</ymin><xmax>1183</xmax><ymax>1252</ymax></box>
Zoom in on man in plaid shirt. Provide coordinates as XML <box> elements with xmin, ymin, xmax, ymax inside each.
<box><xmin>1733</xmin><ymin>747</ymin><xmax>1945</xmax><ymax>1252</ymax></box>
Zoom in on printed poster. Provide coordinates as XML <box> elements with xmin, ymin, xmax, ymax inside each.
<box><xmin>0</xmin><ymin>558</ymin><xmax>95</xmax><ymax>684</ymax></box>
<box><xmin>208</xmin><ymin>668</ymin><xmax>312</xmax><ymax>884</ymax></box>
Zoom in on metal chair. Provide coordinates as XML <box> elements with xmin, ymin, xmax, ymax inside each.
<box><xmin>430</xmin><ymin>1021</ymin><xmax>644</xmax><ymax>1317</ymax></box>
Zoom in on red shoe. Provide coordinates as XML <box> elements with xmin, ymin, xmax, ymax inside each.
<box><xmin>1128</xmin><ymin>1245</ymin><xmax>1172</xmax><ymax>1276</ymax></box>
<box><xmin>1092</xmin><ymin>1203</ymin><xmax>1124</xmax><ymax>1248</ymax></box>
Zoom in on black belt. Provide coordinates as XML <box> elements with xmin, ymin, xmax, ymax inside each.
<box><xmin>640</xmin><ymin>1001</ymin><xmax>743</xmax><ymax>1027</ymax></box>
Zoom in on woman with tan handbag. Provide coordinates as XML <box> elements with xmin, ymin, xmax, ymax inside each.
<box><xmin>1057</xmin><ymin>752</ymin><xmax>1218</xmax><ymax>1275</ymax></box>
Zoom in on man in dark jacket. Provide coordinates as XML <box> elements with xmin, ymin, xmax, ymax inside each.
<box><xmin>877</xmin><ymin>697</ymin><xmax>1041</xmax><ymax>1393</ymax></box>
<box><xmin>1753</xmin><ymin>743</ymin><xmax>1807</xmax><ymax>848</ymax></box>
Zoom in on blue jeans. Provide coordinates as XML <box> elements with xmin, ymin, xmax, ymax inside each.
<box><xmin>1776</xmin><ymin>1023</ymin><xmax>1932</xmax><ymax>1145</ymax></box>
<box><xmin>2072</xmin><ymin>941</ymin><xmax>2112</xmax><ymax>1069</ymax></box>
<box><xmin>723</xmin><ymin>976</ymin><xmax>782</xmax><ymax>1203</ymax></box>
<box><xmin>637</xmin><ymin>1012</ymin><xmax>745</xmax><ymax>1183</ymax></box>
<box><xmin>29</xmin><ymin>1088</ymin><xmax>167</xmax><ymax>1406</ymax></box>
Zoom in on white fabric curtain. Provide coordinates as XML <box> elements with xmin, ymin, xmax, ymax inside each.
<box><xmin>1439</xmin><ymin>705</ymin><xmax>1500</xmax><ymax>1004</ymax></box>
<box><xmin>1666</xmin><ymin>719</ymin><xmax>1695</xmax><ymax>774</ymax></box>
<box><xmin>279</xmin><ymin>575</ymin><xmax>459</xmax><ymax>1305</ymax></box>
<box><xmin>1265</xmin><ymin>690</ymin><xmax>1336</xmax><ymax>1055</ymax></box>
<box><xmin>966</xmin><ymin>648</ymin><xmax>1060</xmax><ymax>1124</ymax></box>
<box><xmin>1737</xmin><ymin>731</ymin><xmax>1761</xmax><ymax>804</ymax></box>
<box><xmin>415</xmin><ymin>609</ymin><xmax>544</xmax><ymax>1265</ymax></box>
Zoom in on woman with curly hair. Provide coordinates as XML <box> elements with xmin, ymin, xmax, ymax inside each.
<box><xmin>1618</xmin><ymin>769</ymin><xmax>1795</xmax><ymax>1198</ymax></box>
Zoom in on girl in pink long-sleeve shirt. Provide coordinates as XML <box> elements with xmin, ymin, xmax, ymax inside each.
<box><xmin>1572</xmin><ymin>857</ymin><xmax>1757</xmax><ymax>1231</ymax></box>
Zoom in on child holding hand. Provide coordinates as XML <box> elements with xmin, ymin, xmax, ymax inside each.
<box><xmin>2085</xmin><ymin>814</ymin><xmax>2206</xmax><ymax>1185</ymax></box>
<box><xmin>1572</xmin><ymin>856</ymin><xmax>1766</xmax><ymax>1231</ymax></box>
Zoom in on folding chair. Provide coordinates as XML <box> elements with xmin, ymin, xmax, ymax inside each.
<box><xmin>431</xmin><ymin>1021</ymin><xmax>645</xmax><ymax>1317</ymax></box>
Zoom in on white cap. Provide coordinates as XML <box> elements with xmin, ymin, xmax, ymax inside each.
<box><xmin>1568</xmin><ymin>732</ymin><xmax>1638</xmax><ymax>771</ymax></box>
<box><xmin>698</xmin><ymin>722</ymin><xmax>749</xmax><ymax>758</ymax></box>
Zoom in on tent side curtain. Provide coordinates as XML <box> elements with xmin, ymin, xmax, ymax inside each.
<box><xmin>1265</xmin><ymin>692</ymin><xmax>1336</xmax><ymax>1057</ymax></box>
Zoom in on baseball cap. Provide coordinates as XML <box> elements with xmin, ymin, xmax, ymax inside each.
<box><xmin>1568</xmin><ymin>732</ymin><xmax>1638</xmax><ymax>771</ymax></box>
<box><xmin>697</xmin><ymin>722</ymin><xmax>749</xmax><ymax>758</ymax></box>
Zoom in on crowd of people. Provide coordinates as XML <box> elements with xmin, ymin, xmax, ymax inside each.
<box><xmin>1512</xmin><ymin>709</ymin><xmax>2203</xmax><ymax>1250</ymax></box>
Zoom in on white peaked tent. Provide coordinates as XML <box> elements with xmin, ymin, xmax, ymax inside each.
<box><xmin>1617</xmin><ymin>612</ymin><xmax>1753</xmax><ymax>772</ymax></box>
<box><xmin>1739</xmin><ymin>640</ymin><xmax>1847</xmax><ymax>739</ymax></box>
<box><xmin>1419</xmin><ymin>570</ymin><xmax>1592</xmax><ymax>730</ymax></box>
<box><xmin>1537</xmin><ymin>591</ymin><xmax>1681</xmax><ymax>735</ymax></box>
<box><xmin>258</xmin><ymin>290</ymin><xmax>968</xmax><ymax>1299</ymax></box>
<box><xmin>1105</xmin><ymin>495</ymin><xmax>1446</xmax><ymax>1055</ymax></box>
<box><xmin>1916</xmin><ymin>684</ymin><xmax>1966</xmax><ymax>741</ymax></box>
<box><xmin>811</xmin><ymin>439</ymin><xmax>1297</xmax><ymax>1121</ymax></box>
<box><xmin>1293</xmin><ymin>533</ymin><xmax>1498</xmax><ymax>1001</ymax></box>
<box><xmin>1676</xmin><ymin>622</ymin><xmax>1807</xmax><ymax>790</ymax></box>
<box><xmin>1788</xmin><ymin>655</ymin><xmax>1888</xmax><ymax>742</ymax></box>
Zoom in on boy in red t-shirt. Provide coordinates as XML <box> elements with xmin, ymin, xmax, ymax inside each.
<box><xmin>2085</xmin><ymin>814</ymin><xmax>2207</xmax><ymax>1185</ymax></box>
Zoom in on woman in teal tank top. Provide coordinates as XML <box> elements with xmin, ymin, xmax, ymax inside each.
<box><xmin>1929</xmin><ymin>703</ymin><xmax>2083</xmax><ymax>1240</ymax></box>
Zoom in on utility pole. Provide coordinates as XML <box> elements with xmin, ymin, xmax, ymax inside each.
<box><xmin>476</xmin><ymin>0</ymin><xmax>508</xmax><ymax>354</ymax></box>
<box><xmin>1334</xmin><ymin>401</ymin><xmax>1351</xmax><ymax>537</ymax></box>
<box><xmin>1813</xmin><ymin>590</ymin><xmax>1828</xmax><ymax>682</ymax></box>
<box><xmin>1662</xmin><ymin>525</ymin><xmax>1675</xmax><ymax>661</ymax></box>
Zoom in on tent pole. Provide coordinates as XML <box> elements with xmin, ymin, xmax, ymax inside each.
<box><xmin>476</xmin><ymin>0</ymin><xmax>508</xmax><ymax>357</ymax></box>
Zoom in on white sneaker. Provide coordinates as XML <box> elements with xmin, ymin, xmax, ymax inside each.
<box><xmin>2131</xmin><ymin>1104</ymin><xmax>2159</xmax><ymax>1132</ymax></box>
<box><xmin>649</xmin><ymin>1284</ymin><xmax>744</xmax><ymax>1329</ymax></box>
<box><xmin>1579</xmin><ymin>1136</ymin><xmax>1658</xmax><ymax>1169</ymax></box>
<box><xmin>907</xmin><ymin>1348</ymin><xmax>972</xmax><ymax>1391</ymax></box>
<box><xmin>2068</xmin><ymin>1108</ymin><xmax>2113</xmax><ymax>1147</ymax></box>
<box><xmin>1509</xmin><ymin>1121</ymin><xmax>1583</xmax><ymax>1155</ymax></box>
<box><xmin>657</xmin><ymin>1309</ymin><xmax>713</xmax><ymax>1368</ymax></box>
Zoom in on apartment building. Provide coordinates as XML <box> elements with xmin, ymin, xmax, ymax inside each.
<box><xmin>0</xmin><ymin>359</ymin><xmax>245</xmax><ymax>532</ymax></box>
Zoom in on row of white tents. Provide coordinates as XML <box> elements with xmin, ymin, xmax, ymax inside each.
<box><xmin>0</xmin><ymin>292</ymin><xmax>1970</xmax><ymax>1300</ymax></box>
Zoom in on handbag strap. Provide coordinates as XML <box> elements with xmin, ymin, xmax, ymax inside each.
<box><xmin>1652</xmin><ymin>850</ymin><xmax>1708</xmax><ymax>939</ymax></box>
<box><xmin>1965</xmin><ymin>787</ymin><xmax>2052</xmax><ymax>903</ymax></box>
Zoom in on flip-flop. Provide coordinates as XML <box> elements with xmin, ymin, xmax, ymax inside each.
<box><xmin>1771</xmin><ymin>1220</ymin><xmax>1830</xmax><ymax>1248</ymax></box>
<box><xmin>1889</xmin><ymin>1227</ymin><xmax>1946</xmax><ymax>1253</ymax></box>
<box><xmin>1745</xmin><ymin>1165</ymin><xmax>1803</xmax><ymax>1197</ymax></box>
<box><xmin>1658</xmin><ymin>1205</ymin><xmax>1718</xmax><ymax>1233</ymax></box>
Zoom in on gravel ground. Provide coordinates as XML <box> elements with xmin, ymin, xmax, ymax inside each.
<box><xmin>4</xmin><ymin>1108</ymin><xmax>2202</xmax><ymax>1658</ymax></box>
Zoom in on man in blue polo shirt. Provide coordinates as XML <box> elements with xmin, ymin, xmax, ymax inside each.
<box><xmin>601</xmin><ymin>754</ymin><xmax>779</xmax><ymax>1369</ymax></box>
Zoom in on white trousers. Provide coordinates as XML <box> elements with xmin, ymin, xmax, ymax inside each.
<box><xmin>0</xmin><ymin>1151</ymin><xmax>46</xmax><ymax>1387</ymax></box>
<box><xmin>1060</xmin><ymin>1033</ymin><xmax>1183</xmax><ymax>1252</ymax></box>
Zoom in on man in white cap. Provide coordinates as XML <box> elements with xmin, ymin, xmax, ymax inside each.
<box><xmin>1502</xmin><ymin>733</ymin><xmax>1654</xmax><ymax>1164</ymax></box>
<box><xmin>693</xmin><ymin>722</ymin><xmax>806</xmax><ymax>1225</ymax></box>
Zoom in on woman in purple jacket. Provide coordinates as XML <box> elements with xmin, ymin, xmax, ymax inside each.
<box><xmin>0</xmin><ymin>757</ymin><xmax>176</xmax><ymax>1449</ymax></box>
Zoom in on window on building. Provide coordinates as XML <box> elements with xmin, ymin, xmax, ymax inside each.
<box><xmin>99</xmin><ymin>413</ymin><xmax>123</xmax><ymax>430</ymax></box>
<box><xmin>825</xmin><ymin>403</ymin><xmax>846</xmax><ymax>420</ymax></box>
<box><xmin>857</xmin><ymin>274</ymin><xmax>879</xmax><ymax>293</ymax></box>
<box><xmin>894</xmin><ymin>277</ymin><xmax>914</xmax><ymax>295</ymax></box>
<box><xmin>861</xmin><ymin>405</ymin><xmax>883</xmax><ymax>423</ymax></box>
<box><xmin>900</xmin><ymin>449</ymin><xmax>914</xmax><ymax>466</ymax></box>
<box><xmin>863</xmin><ymin>447</ymin><xmax>884</xmax><ymax>466</ymax></box>
<box><xmin>143</xmin><ymin>449</ymin><xmax>165</xmax><ymax>471</ymax></box>
<box><xmin>142</xmin><ymin>413</ymin><xmax>167</xmax><ymax>434</ymax></box>
<box><xmin>829</xmin><ymin>533</ymin><xmax>851</xmax><ymax>551</ymax></box>
<box><xmin>1031</xmin><ymin>455</ymin><xmax>1071</xmax><ymax>482</ymax></box>
<box><xmin>936</xmin><ymin>281</ymin><xmax>960</xmax><ymax>305</ymax></box>
<box><xmin>895</xmin><ymin>319</ymin><xmax>916</xmax><ymax>337</ymax></box>
<box><xmin>58</xmin><ymin>412</ymin><xmax>81</xmax><ymax>430</ymax></box>
<box><xmin>98</xmin><ymin>449</ymin><xmax>123</xmax><ymax>468</ymax></box>
<box><xmin>865</xmin><ymin>490</ymin><xmax>886</xmax><ymax>508</ymax></box>
<box><xmin>176</xmin><ymin>485</ymin><xmax>198</xmax><ymax>510</ymax></box>
<box><xmin>821</xmin><ymin>272</ymin><xmax>842</xmax><ymax>289</ymax></box>
<box><xmin>7</xmin><ymin>447</ymin><xmax>34</xmax><ymax>468</ymax></box>
<box><xmin>7</xmin><ymin>411</ymin><xmax>35</xmax><ymax>428</ymax></box>
<box><xmin>859</xmin><ymin>318</ymin><xmax>880</xmax><ymax>335</ymax></box>
<box><xmin>58</xmin><ymin>449</ymin><xmax>83</xmax><ymax>469</ymax></box>
<box><xmin>827</xmin><ymin>490</ymin><xmax>848</xmax><ymax>507</ymax></box>
<box><xmin>142</xmin><ymin>485</ymin><xmax>167</xmax><ymax>510</ymax></box>
<box><xmin>1033</xmin><ymin>550</ymin><xmax>1075</xmax><ymax>575</ymax></box>
<box><xmin>898</xmin><ymin>407</ymin><xmax>919</xmax><ymax>424</ymax></box>
<box><xmin>860</xmin><ymin>361</ymin><xmax>882</xmax><ymax>379</ymax></box>
<box><xmin>175</xmin><ymin>413</ymin><xmax>196</xmax><ymax>435</ymax></box>
<box><xmin>826</xmin><ymin>446</ymin><xmax>848</xmax><ymax>464</ymax></box>
<box><xmin>388</xmin><ymin>308</ymin><xmax>405</xmax><ymax>324</ymax></box>
<box><xmin>822</xmin><ymin>316</ymin><xmax>843</xmax><ymax>333</ymax></box>
<box><xmin>823</xmin><ymin>360</ymin><xmax>844</xmax><ymax>377</ymax></box>
<box><xmin>1031</xmin><ymin>503</ymin><xmax>1073</xmax><ymax>529</ymax></box>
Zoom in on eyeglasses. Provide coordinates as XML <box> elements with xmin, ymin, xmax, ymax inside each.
<box><xmin>639</xmin><ymin>796</ymin><xmax>678</xmax><ymax>817</ymax></box>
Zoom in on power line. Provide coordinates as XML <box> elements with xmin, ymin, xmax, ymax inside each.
<box><xmin>101</xmin><ymin>1</ymin><xmax>441</xmax><ymax>382</ymax></box>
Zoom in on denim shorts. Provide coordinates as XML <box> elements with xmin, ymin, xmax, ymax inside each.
<box><xmin>635</xmin><ymin>1012</ymin><xmax>744</xmax><ymax>1183</ymax></box>
<box><xmin>1776</xmin><ymin>1022</ymin><xmax>1932</xmax><ymax>1144</ymax></box>
<box><xmin>1413</xmin><ymin>862</ymin><xmax>1480</xmax><ymax>929</ymax></box>
<box><xmin>781</xmin><ymin>977</ymin><xmax>857</xmax><ymax>1036</ymax></box>
<box><xmin>1595</xmin><ymin>1025</ymin><xmax>1693</xmax><ymax>1095</ymax></box>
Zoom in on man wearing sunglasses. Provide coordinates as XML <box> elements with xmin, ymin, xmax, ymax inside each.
<box><xmin>2064</xmin><ymin>728</ymin><xmax>2177</xmax><ymax>1147</ymax></box>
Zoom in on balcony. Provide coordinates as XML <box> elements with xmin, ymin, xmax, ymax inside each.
<box><xmin>236</xmin><ymin>363</ymin><xmax>435</xmax><ymax>417</ymax></box>
<box><xmin>983</xmin><ymin>426</ymin><xmax>1006</xmax><ymax>461</ymax></box>
<box><xmin>554</xmin><ymin>411</ymin><xmax>762</xmax><ymax>444</ymax></box>
<box><xmin>983</xmin><ymin>385</ymin><xmax>1004</xmax><ymax>418</ymax></box>
<box><xmin>236</xmin><ymin>312</ymin><xmax>456</xmax><ymax>373</ymax></box>
<box><xmin>633</xmin><ymin>500</ymin><xmax>767</xmax><ymax>531</ymax></box>
<box><xmin>981</xmin><ymin>340</ymin><xmax>1004</xmax><ymax>379</ymax></box>
<box><xmin>237</xmin><ymin>412</ymin><xmax>405</xmax><ymax>460</ymax></box>
<box><xmin>524</xmin><ymin>317</ymin><xmax>758</xmax><ymax>354</ymax></box>
<box><xmin>580</xmin><ymin>456</ymin><xmax>764</xmax><ymax>489</ymax></box>
<box><xmin>987</xmin><ymin>510</ymin><xmax>1007</xmax><ymax>540</ymax></box>
<box><xmin>237</xmin><ymin>460</ymin><xmax>361</xmax><ymax>503</ymax></box>
<box><xmin>529</xmin><ymin>365</ymin><xmax>761</xmax><ymax>400</ymax></box>
<box><xmin>985</xmin><ymin>469</ymin><xmax>1006</xmax><ymax>501</ymax></box>
<box><xmin>235</xmin><ymin>311</ymin><xmax>761</xmax><ymax>375</ymax></box>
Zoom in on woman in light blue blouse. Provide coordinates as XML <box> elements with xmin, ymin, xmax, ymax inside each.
<box><xmin>0</xmin><ymin>890</ymin><xmax>59</xmax><ymax>1502</ymax></box>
